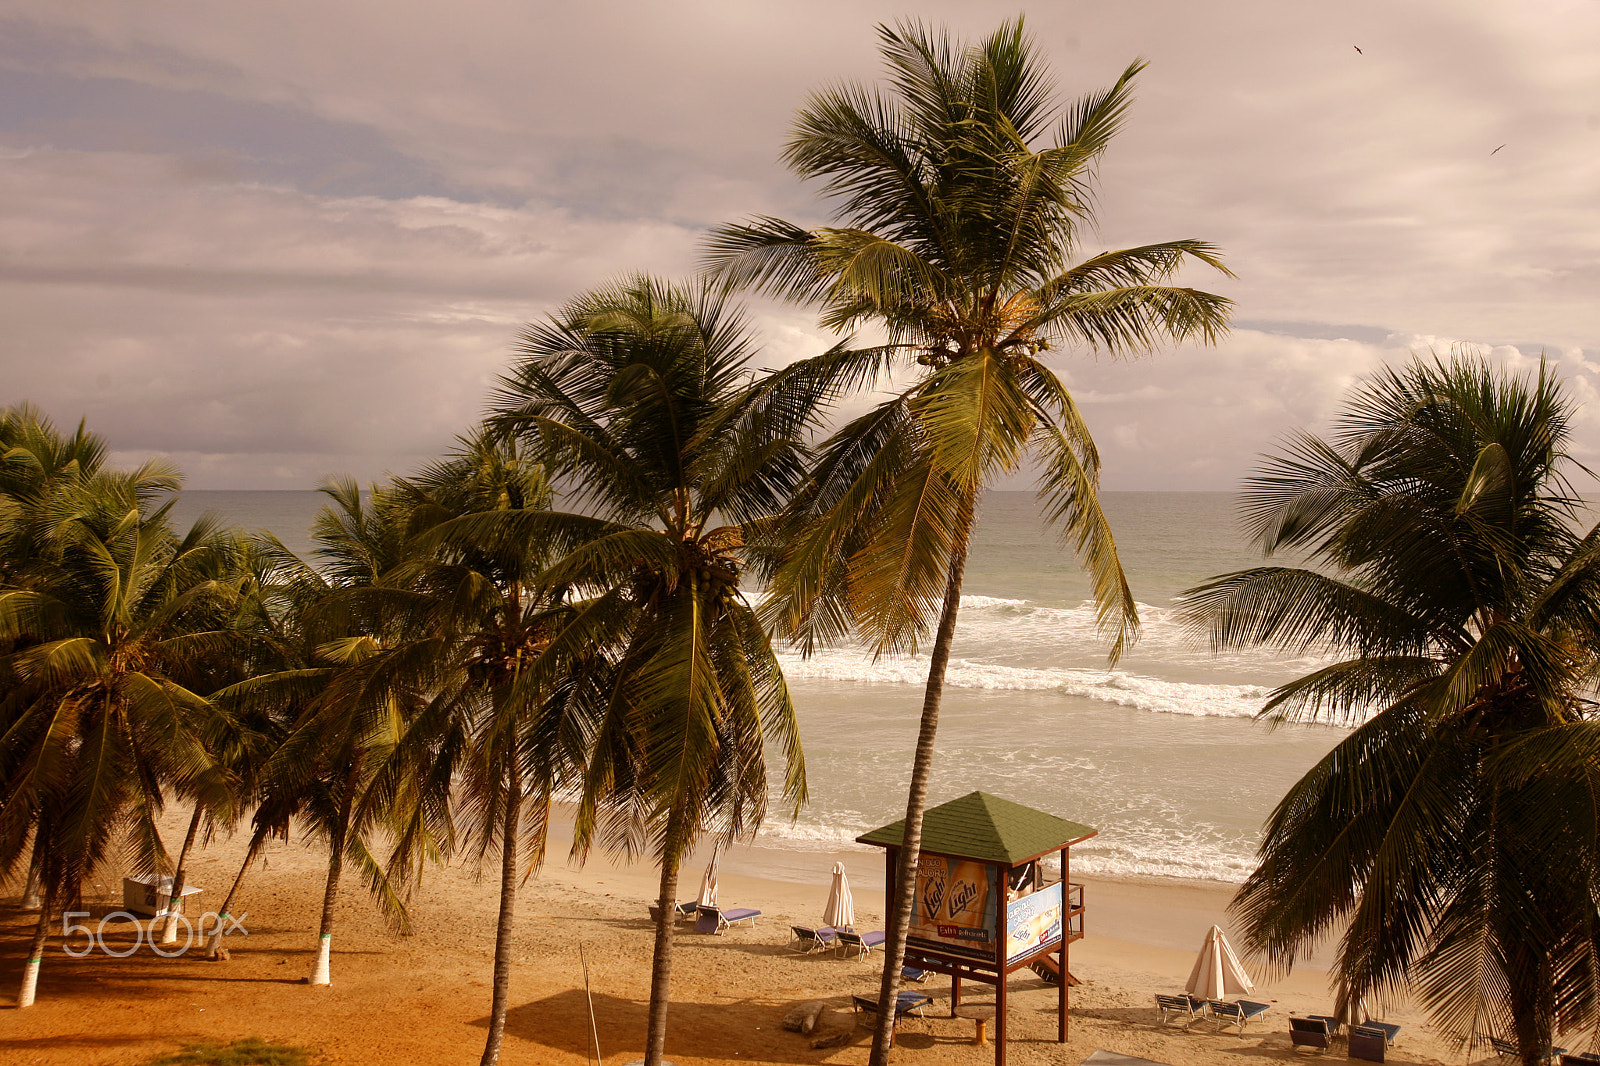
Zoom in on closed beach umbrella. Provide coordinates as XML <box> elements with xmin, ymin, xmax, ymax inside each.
<box><xmin>822</xmin><ymin>862</ymin><xmax>855</xmax><ymax>930</ymax></box>
<box><xmin>1185</xmin><ymin>924</ymin><xmax>1256</xmax><ymax>1000</ymax></box>
<box><xmin>696</xmin><ymin>840</ymin><xmax>723</xmax><ymax>910</ymax></box>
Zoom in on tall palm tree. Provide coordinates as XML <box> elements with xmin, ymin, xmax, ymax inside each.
<box><xmin>704</xmin><ymin>19</ymin><xmax>1231</xmax><ymax>1057</ymax></box>
<box><xmin>1181</xmin><ymin>356</ymin><xmax>1600</xmax><ymax>1064</ymax></box>
<box><xmin>490</xmin><ymin>275</ymin><xmax>808</xmax><ymax>1066</ymax></box>
<box><xmin>332</xmin><ymin>430</ymin><xmax>602</xmax><ymax>1066</ymax></box>
<box><xmin>222</xmin><ymin>479</ymin><xmax>426</xmax><ymax>987</ymax></box>
<box><xmin>0</xmin><ymin>450</ymin><xmax>242</xmax><ymax>1007</ymax></box>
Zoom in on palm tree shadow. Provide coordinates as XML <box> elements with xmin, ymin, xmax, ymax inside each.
<box><xmin>475</xmin><ymin>989</ymin><xmax>821</xmax><ymax>1064</ymax></box>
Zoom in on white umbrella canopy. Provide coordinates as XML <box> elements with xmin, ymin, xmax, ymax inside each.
<box><xmin>696</xmin><ymin>840</ymin><xmax>723</xmax><ymax>910</ymax></box>
<box><xmin>1185</xmin><ymin>925</ymin><xmax>1256</xmax><ymax>1001</ymax></box>
<box><xmin>821</xmin><ymin>862</ymin><xmax>855</xmax><ymax>930</ymax></box>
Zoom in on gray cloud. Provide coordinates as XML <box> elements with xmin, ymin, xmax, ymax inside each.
<box><xmin>0</xmin><ymin>1</ymin><xmax>1595</xmax><ymax>490</ymax></box>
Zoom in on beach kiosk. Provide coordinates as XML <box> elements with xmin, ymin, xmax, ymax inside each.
<box><xmin>857</xmin><ymin>792</ymin><xmax>1094</xmax><ymax>1066</ymax></box>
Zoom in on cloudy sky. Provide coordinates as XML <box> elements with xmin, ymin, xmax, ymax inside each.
<box><xmin>2</xmin><ymin>0</ymin><xmax>1596</xmax><ymax>490</ymax></box>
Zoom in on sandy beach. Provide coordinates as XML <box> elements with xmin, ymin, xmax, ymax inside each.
<box><xmin>2</xmin><ymin>808</ymin><xmax>1471</xmax><ymax>1066</ymax></box>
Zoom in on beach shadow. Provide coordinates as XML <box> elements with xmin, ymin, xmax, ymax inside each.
<box><xmin>479</xmin><ymin>989</ymin><xmax>824</xmax><ymax>1064</ymax></box>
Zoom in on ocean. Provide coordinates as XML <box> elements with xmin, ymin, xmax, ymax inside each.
<box><xmin>168</xmin><ymin>489</ymin><xmax>1348</xmax><ymax>886</ymax></box>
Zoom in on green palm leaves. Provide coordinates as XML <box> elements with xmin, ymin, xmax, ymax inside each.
<box><xmin>491</xmin><ymin>276</ymin><xmax>806</xmax><ymax>1066</ymax></box>
<box><xmin>0</xmin><ymin>406</ymin><xmax>247</xmax><ymax>1006</ymax></box>
<box><xmin>708</xmin><ymin>21</ymin><xmax>1230</xmax><ymax>1062</ymax></box>
<box><xmin>1183</xmin><ymin>357</ymin><xmax>1600</xmax><ymax>1060</ymax></box>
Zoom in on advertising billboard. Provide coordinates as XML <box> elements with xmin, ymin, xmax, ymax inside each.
<box><xmin>1005</xmin><ymin>880</ymin><xmax>1064</xmax><ymax>962</ymax></box>
<box><xmin>908</xmin><ymin>854</ymin><xmax>999</xmax><ymax>962</ymax></box>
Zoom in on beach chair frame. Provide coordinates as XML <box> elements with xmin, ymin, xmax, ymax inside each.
<box><xmin>852</xmin><ymin>992</ymin><xmax>933</xmax><ymax>1047</ymax></box>
<box><xmin>1207</xmin><ymin>998</ymin><xmax>1271</xmax><ymax>1034</ymax></box>
<box><xmin>1290</xmin><ymin>1016</ymin><xmax>1332</xmax><ymax>1051</ymax></box>
<box><xmin>1155</xmin><ymin>993</ymin><xmax>1205</xmax><ymax>1027</ymax></box>
<box><xmin>787</xmin><ymin>924</ymin><xmax>836</xmax><ymax>954</ymax></box>
<box><xmin>835</xmin><ymin>929</ymin><xmax>886</xmax><ymax>959</ymax></box>
<box><xmin>694</xmin><ymin>905</ymin><xmax>760</xmax><ymax>935</ymax></box>
<box><xmin>1349</xmin><ymin>1024</ymin><xmax>1387</xmax><ymax>1062</ymax></box>
<box><xmin>1361</xmin><ymin>1019</ymin><xmax>1401</xmax><ymax>1046</ymax></box>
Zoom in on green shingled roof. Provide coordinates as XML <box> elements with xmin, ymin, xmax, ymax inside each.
<box><xmin>856</xmin><ymin>791</ymin><xmax>1096</xmax><ymax>865</ymax></box>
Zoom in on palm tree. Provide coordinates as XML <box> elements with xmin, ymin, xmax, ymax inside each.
<box><xmin>223</xmin><ymin>479</ymin><xmax>427</xmax><ymax>987</ymax></box>
<box><xmin>1181</xmin><ymin>356</ymin><xmax>1600</xmax><ymax>1064</ymax></box>
<box><xmin>490</xmin><ymin>275</ymin><xmax>808</xmax><ymax>1066</ymax></box>
<box><xmin>0</xmin><ymin>448</ymin><xmax>242</xmax><ymax>1007</ymax></box>
<box><xmin>704</xmin><ymin>19</ymin><xmax>1231</xmax><ymax>1058</ymax></box>
<box><xmin>330</xmin><ymin>430</ymin><xmax>602</xmax><ymax>1066</ymax></box>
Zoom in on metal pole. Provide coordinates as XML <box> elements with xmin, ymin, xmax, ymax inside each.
<box><xmin>580</xmin><ymin>942</ymin><xmax>601</xmax><ymax>1066</ymax></box>
<box><xmin>996</xmin><ymin>861</ymin><xmax>1008</xmax><ymax>1066</ymax></box>
<box><xmin>1059</xmin><ymin>846</ymin><xmax>1068</xmax><ymax>1042</ymax></box>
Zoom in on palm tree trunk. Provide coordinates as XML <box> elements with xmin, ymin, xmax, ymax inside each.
<box><xmin>160</xmin><ymin>805</ymin><xmax>205</xmax><ymax>944</ymax></box>
<box><xmin>480</xmin><ymin>760</ymin><xmax>523</xmax><ymax>1066</ymax></box>
<box><xmin>17</xmin><ymin>882</ymin><xmax>54</xmax><ymax>1007</ymax></box>
<box><xmin>868</xmin><ymin>491</ymin><xmax>976</xmax><ymax>1066</ymax></box>
<box><xmin>1508</xmin><ymin>944</ymin><xmax>1554</xmax><ymax>1066</ymax></box>
<box><xmin>20</xmin><ymin>827</ymin><xmax>45</xmax><ymax>909</ymax></box>
<box><xmin>20</xmin><ymin>855</ymin><xmax>41</xmax><ymax>910</ymax></box>
<box><xmin>207</xmin><ymin>837</ymin><xmax>261</xmax><ymax>959</ymax></box>
<box><xmin>644</xmin><ymin>811</ymin><xmax>689</xmax><ymax>1066</ymax></box>
<box><xmin>311</xmin><ymin>785</ymin><xmax>355</xmax><ymax>986</ymax></box>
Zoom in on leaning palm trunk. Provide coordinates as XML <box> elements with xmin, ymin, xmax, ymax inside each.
<box><xmin>311</xmin><ymin>791</ymin><xmax>353</xmax><ymax>986</ymax></box>
<box><xmin>17</xmin><ymin>883</ymin><xmax>54</xmax><ymax>1007</ymax></box>
<box><xmin>207</xmin><ymin>837</ymin><xmax>264</xmax><ymax>959</ymax></box>
<box><xmin>160</xmin><ymin>805</ymin><xmax>205</xmax><ymax>944</ymax></box>
<box><xmin>644</xmin><ymin>823</ymin><xmax>688</xmax><ymax>1066</ymax></box>
<box><xmin>869</xmin><ymin>501</ymin><xmax>974</xmax><ymax>1064</ymax></box>
<box><xmin>20</xmin><ymin>857</ymin><xmax>41</xmax><ymax>910</ymax></box>
<box><xmin>480</xmin><ymin>765</ymin><xmax>523</xmax><ymax>1066</ymax></box>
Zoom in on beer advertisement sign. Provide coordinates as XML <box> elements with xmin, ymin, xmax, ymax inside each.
<box><xmin>908</xmin><ymin>854</ymin><xmax>999</xmax><ymax>961</ymax></box>
<box><xmin>1005</xmin><ymin>881</ymin><xmax>1064</xmax><ymax>962</ymax></box>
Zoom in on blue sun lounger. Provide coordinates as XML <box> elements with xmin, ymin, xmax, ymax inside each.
<box><xmin>788</xmin><ymin>925</ymin><xmax>838</xmax><ymax>953</ymax></box>
<box><xmin>1155</xmin><ymin>993</ymin><xmax>1206</xmax><ymax>1026</ymax></box>
<box><xmin>1206</xmin><ymin>998</ymin><xmax>1271</xmax><ymax>1034</ymax></box>
<box><xmin>694</xmin><ymin>904</ymin><xmax>760</xmax><ymax>934</ymax></box>
<box><xmin>852</xmin><ymin>991</ymin><xmax>933</xmax><ymax>1046</ymax></box>
<box><xmin>836</xmin><ymin>929</ymin><xmax>886</xmax><ymax>959</ymax></box>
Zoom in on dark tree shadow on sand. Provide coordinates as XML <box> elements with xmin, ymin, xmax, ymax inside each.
<box><xmin>474</xmin><ymin>989</ymin><xmax>835</xmax><ymax>1064</ymax></box>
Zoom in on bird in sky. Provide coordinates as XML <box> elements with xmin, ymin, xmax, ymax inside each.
<box><xmin>1491</xmin><ymin>144</ymin><xmax>1506</xmax><ymax>155</ymax></box>
<box><xmin>1354</xmin><ymin>45</ymin><xmax>1363</xmax><ymax>54</ymax></box>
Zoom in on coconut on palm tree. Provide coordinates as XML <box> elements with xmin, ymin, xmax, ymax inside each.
<box><xmin>705</xmin><ymin>19</ymin><xmax>1231</xmax><ymax>1058</ymax></box>
<box><xmin>490</xmin><ymin>275</ymin><xmax>808</xmax><ymax>1066</ymax></box>
<box><xmin>1182</xmin><ymin>356</ymin><xmax>1600</xmax><ymax>1064</ymax></box>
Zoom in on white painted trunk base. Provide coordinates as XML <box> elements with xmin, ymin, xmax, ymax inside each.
<box><xmin>18</xmin><ymin>957</ymin><xmax>41</xmax><ymax>1008</ymax></box>
<box><xmin>207</xmin><ymin>915</ymin><xmax>227</xmax><ymax>958</ymax></box>
<box><xmin>310</xmin><ymin>934</ymin><xmax>332</xmax><ymax>985</ymax></box>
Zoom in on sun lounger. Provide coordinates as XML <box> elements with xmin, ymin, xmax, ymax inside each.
<box><xmin>1207</xmin><ymin>998</ymin><xmax>1271</xmax><ymax>1034</ymax></box>
<box><xmin>852</xmin><ymin>991</ymin><xmax>933</xmax><ymax>1046</ymax></box>
<box><xmin>788</xmin><ymin>925</ymin><xmax>837</xmax><ymax>953</ymax></box>
<box><xmin>1349</xmin><ymin>1024</ymin><xmax>1387</xmax><ymax>1062</ymax></box>
<box><xmin>1360</xmin><ymin>1019</ymin><xmax>1400</xmax><ymax>1046</ymax></box>
<box><xmin>1154</xmin><ymin>993</ymin><xmax>1206</xmax><ymax>1026</ymax></box>
<box><xmin>835</xmin><ymin>928</ymin><xmax>886</xmax><ymax>959</ymax></box>
<box><xmin>693</xmin><ymin>905</ymin><xmax>760</xmax><ymax>934</ymax></box>
<box><xmin>1290</xmin><ymin>1016</ymin><xmax>1332</xmax><ymax>1051</ymax></box>
<box><xmin>647</xmin><ymin>901</ymin><xmax>700</xmax><ymax>923</ymax></box>
<box><xmin>1495</xmin><ymin>1038</ymin><xmax>1569</xmax><ymax>1063</ymax></box>
<box><xmin>901</xmin><ymin>966</ymin><xmax>929</xmax><ymax>983</ymax></box>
